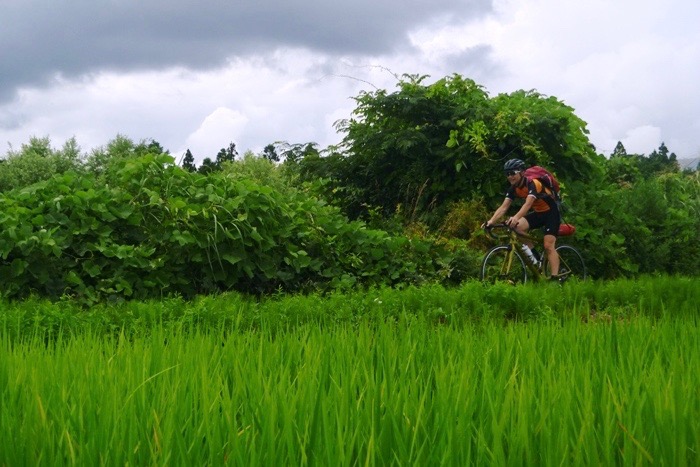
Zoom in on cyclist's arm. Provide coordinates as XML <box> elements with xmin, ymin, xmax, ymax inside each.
<box><xmin>486</xmin><ymin>198</ymin><xmax>512</xmax><ymax>226</ymax></box>
<box><xmin>507</xmin><ymin>195</ymin><xmax>535</xmax><ymax>225</ymax></box>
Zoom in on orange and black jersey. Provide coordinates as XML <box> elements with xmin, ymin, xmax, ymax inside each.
<box><xmin>506</xmin><ymin>178</ymin><xmax>557</xmax><ymax>213</ymax></box>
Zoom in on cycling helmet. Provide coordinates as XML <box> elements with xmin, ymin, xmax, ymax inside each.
<box><xmin>503</xmin><ymin>158</ymin><xmax>526</xmax><ymax>172</ymax></box>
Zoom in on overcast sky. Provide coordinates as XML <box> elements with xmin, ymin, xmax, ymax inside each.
<box><xmin>1</xmin><ymin>0</ymin><xmax>699</xmax><ymax>164</ymax></box>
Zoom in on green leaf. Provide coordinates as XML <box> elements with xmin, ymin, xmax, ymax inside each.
<box><xmin>609</xmin><ymin>233</ymin><xmax>626</xmax><ymax>245</ymax></box>
<box><xmin>82</xmin><ymin>261</ymin><xmax>102</xmax><ymax>278</ymax></box>
<box><xmin>221</xmin><ymin>253</ymin><xmax>243</xmax><ymax>265</ymax></box>
<box><xmin>10</xmin><ymin>259</ymin><xmax>27</xmax><ymax>276</ymax></box>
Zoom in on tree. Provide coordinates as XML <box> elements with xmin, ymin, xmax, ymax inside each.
<box><xmin>605</xmin><ymin>141</ymin><xmax>640</xmax><ymax>184</ymax></box>
<box><xmin>215</xmin><ymin>142</ymin><xmax>238</xmax><ymax>167</ymax></box>
<box><xmin>195</xmin><ymin>142</ymin><xmax>239</xmax><ymax>175</ymax></box>
<box><xmin>471</xmin><ymin>89</ymin><xmax>600</xmax><ymax>189</ymax></box>
<box><xmin>198</xmin><ymin>157</ymin><xmax>217</xmax><ymax>175</ymax></box>
<box><xmin>312</xmin><ymin>73</ymin><xmax>600</xmax><ymax>223</ymax></box>
<box><xmin>146</xmin><ymin>140</ymin><xmax>168</xmax><ymax>155</ymax></box>
<box><xmin>0</xmin><ymin>136</ymin><xmax>83</xmax><ymax>192</ymax></box>
<box><xmin>326</xmin><ymin>74</ymin><xmax>494</xmax><ymax>220</ymax></box>
<box><xmin>604</xmin><ymin>153</ymin><xmax>641</xmax><ymax>185</ymax></box>
<box><xmin>85</xmin><ymin>135</ymin><xmax>166</xmax><ymax>176</ymax></box>
<box><xmin>278</xmin><ymin>142</ymin><xmax>319</xmax><ymax>165</ymax></box>
<box><xmin>6</xmin><ymin>135</ymin><xmax>52</xmax><ymax>158</ymax></box>
<box><xmin>262</xmin><ymin>144</ymin><xmax>280</xmax><ymax>162</ymax></box>
<box><xmin>611</xmin><ymin>141</ymin><xmax>628</xmax><ymax>158</ymax></box>
<box><xmin>639</xmin><ymin>142</ymin><xmax>680</xmax><ymax>177</ymax></box>
<box><xmin>182</xmin><ymin>149</ymin><xmax>197</xmax><ymax>172</ymax></box>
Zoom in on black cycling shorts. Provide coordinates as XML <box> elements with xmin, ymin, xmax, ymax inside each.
<box><xmin>525</xmin><ymin>208</ymin><xmax>560</xmax><ymax>237</ymax></box>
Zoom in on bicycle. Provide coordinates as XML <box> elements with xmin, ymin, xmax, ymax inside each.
<box><xmin>480</xmin><ymin>223</ymin><xmax>586</xmax><ymax>284</ymax></box>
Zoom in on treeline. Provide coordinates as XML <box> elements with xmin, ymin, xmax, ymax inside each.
<box><xmin>0</xmin><ymin>73</ymin><xmax>697</xmax><ymax>302</ymax></box>
<box><xmin>281</xmin><ymin>74</ymin><xmax>698</xmax><ymax>279</ymax></box>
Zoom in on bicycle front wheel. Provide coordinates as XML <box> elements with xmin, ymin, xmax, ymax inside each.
<box><xmin>548</xmin><ymin>245</ymin><xmax>586</xmax><ymax>281</ymax></box>
<box><xmin>481</xmin><ymin>246</ymin><xmax>528</xmax><ymax>284</ymax></box>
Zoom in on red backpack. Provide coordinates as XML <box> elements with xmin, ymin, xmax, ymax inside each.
<box><xmin>523</xmin><ymin>166</ymin><xmax>561</xmax><ymax>200</ymax></box>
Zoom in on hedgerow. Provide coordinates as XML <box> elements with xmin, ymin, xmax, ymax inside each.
<box><xmin>0</xmin><ymin>154</ymin><xmax>459</xmax><ymax>303</ymax></box>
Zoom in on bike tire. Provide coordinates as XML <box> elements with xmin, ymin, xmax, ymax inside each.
<box><xmin>547</xmin><ymin>245</ymin><xmax>587</xmax><ymax>281</ymax></box>
<box><xmin>481</xmin><ymin>246</ymin><xmax>528</xmax><ymax>284</ymax></box>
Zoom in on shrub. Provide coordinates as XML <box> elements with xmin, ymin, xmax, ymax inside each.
<box><xmin>0</xmin><ymin>136</ymin><xmax>83</xmax><ymax>192</ymax></box>
<box><xmin>0</xmin><ymin>154</ymin><xmax>451</xmax><ymax>302</ymax></box>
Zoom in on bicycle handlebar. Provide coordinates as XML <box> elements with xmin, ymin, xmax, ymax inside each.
<box><xmin>484</xmin><ymin>223</ymin><xmax>514</xmax><ymax>239</ymax></box>
<box><xmin>483</xmin><ymin>223</ymin><xmax>535</xmax><ymax>241</ymax></box>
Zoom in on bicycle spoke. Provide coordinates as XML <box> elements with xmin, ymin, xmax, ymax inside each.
<box><xmin>548</xmin><ymin>245</ymin><xmax>587</xmax><ymax>281</ymax></box>
<box><xmin>481</xmin><ymin>246</ymin><xmax>528</xmax><ymax>284</ymax></box>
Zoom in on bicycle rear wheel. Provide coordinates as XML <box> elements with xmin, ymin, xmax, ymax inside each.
<box><xmin>547</xmin><ymin>245</ymin><xmax>586</xmax><ymax>281</ymax></box>
<box><xmin>481</xmin><ymin>246</ymin><xmax>528</xmax><ymax>284</ymax></box>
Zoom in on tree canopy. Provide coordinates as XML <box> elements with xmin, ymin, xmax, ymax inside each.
<box><xmin>1</xmin><ymin>73</ymin><xmax>697</xmax><ymax>298</ymax></box>
<box><xmin>302</xmin><ymin>74</ymin><xmax>600</xmax><ymax>222</ymax></box>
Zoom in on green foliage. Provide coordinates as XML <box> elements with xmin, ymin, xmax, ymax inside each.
<box><xmin>559</xmin><ymin>180</ymin><xmax>635</xmax><ymax>277</ymax></box>
<box><xmin>84</xmin><ymin>134</ymin><xmax>167</xmax><ymax>176</ymax></box>
<box><xmin>197</xmin><ymin>157</ymin><xmax>217</xmax><ymax>175</ymax></box>
<box><xmin>604</xmin><ymin>153</ymin><xmax>643</xmax><ymax>185</ymax></box>
<box><xmin>2</xmin><ymin>73</ymin><xmax>697</xmax><ymax>288</ymax></box>
<box><xmin>181</xmin><ymin>149</ymin><xmax>197</xmax><ymax>172</ymax></box>
<box><xmin>0</xmin><ymin>134</ymin><xmax>172</xmax><ymax>194</ymax></box>
<box><xmin>437</xmin><ymin>199</ymin><xmax>489</xmax><ymax>241</ymax></box>
<box><xmin>183</xmin><ymin>142</ymin><xmax>241</xmax><ymax>175</ymax></box>
<box><xmin>262</xmin><ymin>143</ymin><xmax>280</xmax><ymax>162</ymax></box>
<box><xmin>607</xmin><ymin>141</ymin><xmax>681</xmax><ymax>182</ymax></box>
<box><xmin>1</xmin><ymin>278</ymin><xmax>698</xmax><ymax>465</ymax></box>
<box><xmin>330</xmin><ymin>74</ymin><xmax>493</xmax><ymax>221</ymax></box>
<box><xmin>564</xmin><ymin>171</ymin><xmax>700</xmax><ymax>278</ymax></box>
<box><xmin>220</xmin><ymin>151</ymin><xmax>291</xmax><ymax>194</ymax></box>
<box><xmin>215</xmin><ymin>142</ymin><xmax>238</xmax><ymax>166</ymax></box>
<box><xmin>0</xmin><ymin>153</ymin><xmax>451</xmax><ymax>302</ymax></box>
<box><xmin>1</xmin><ymin>276</ymin><xmax>697</xmax><ymax>338</ymax></box>
<box><xmin>305</xmin><ymin>74</ymin><xmax>600</xmax><ymax>225</ymax></box>
<box><xmin>0</xmin><ymin>136</ymin><xmax>83</xmax><ymax>192</ymax></box>
<box><xmin>480</xmin><ymin>90</ymin><xmax>600</xmax><ymax>183</ymax></box>
<box><xmin>638</xmin><ymin>142</ymin><xmax>680</xmax><ymax>177</ymax></box>
<box><xmin>277</xmin><ymin>141</ymin><xmax>320</xmax><ymax>165</ymax></box>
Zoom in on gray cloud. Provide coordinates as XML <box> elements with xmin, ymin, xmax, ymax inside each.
<box><xmin>6</xmin><ymin>0</ymin><xmax>696</xmax><ymax>159</ymax></box>
<box><xmin>442</xmin><ymin>45</ymin><xmax>499</xmax><ymax>83</ymax></box>
<box><xmin>0</xmin><ymin>0</ymin><xmax>492</xmax><ymax>102</ymax></box>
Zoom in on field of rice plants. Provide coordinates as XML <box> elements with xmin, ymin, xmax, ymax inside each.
<box><xmin>1</xmin><ymin>276</ymin><xmax>698</xmax><ymax>465</ymax></box>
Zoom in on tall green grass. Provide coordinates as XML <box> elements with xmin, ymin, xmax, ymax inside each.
<box><xmin>1</xmin><ymin>316</ymin><xmax>698</xmax><ymax>465</ymax></box>
<box><xmin>1</xmin><ymin>276</ymin><xmax>697</xmax><ymax>339</ymax></box>
<box><xmin>1</xmin><ymin>276</ymin><xmax>698</xmax><ymax>465</ymax></box>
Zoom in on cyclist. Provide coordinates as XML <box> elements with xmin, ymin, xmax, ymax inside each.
<box><xmin>483</xmin><ymin>158</ymin><xmax>563</xmax><ymax>281</ymax></box>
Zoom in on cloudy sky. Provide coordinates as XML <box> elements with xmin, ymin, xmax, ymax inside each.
<box><xmin>1</xmin><ymin>0</ymin><xmax>698</xmax><ymax>164</ymax></box>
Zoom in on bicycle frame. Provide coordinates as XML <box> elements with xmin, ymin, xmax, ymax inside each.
<box><xmin>487</xmin><ymin>224</ymin><xmax>546</xmax><ymax>281</ymax></box>
<box><xmin>481</xmin><ymin>223</ymin><xmax>587</xmax><ymax>284</ymax></box>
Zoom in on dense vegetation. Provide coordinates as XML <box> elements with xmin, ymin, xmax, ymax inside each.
<box><xmin>0</xmin><ymin>151</ymin><xmax>448</xmax><ymax>302</ymax></box>
<box><xmin>0</xmin><ymin>73</ymin><xmax>697</xmax><ymax>302</ymax></box>
<box><xmin>1</xmin><ymin>72</ymin><xmax>698</xmax><ymax>465</ymax></box>
<box><xmin>1</xmin><ymin>277</ymin><xmax>698</xmax><ymax>465</ymax></box>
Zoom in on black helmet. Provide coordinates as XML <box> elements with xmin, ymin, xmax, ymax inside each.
<box><xmin>503</xmin><ymin>159</ymin><xmax>526</xmax><ymax>172</ymax></box>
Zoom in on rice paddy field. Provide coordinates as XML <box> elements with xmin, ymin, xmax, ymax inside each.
<box><xmin>1</xmin><ymin>276</ymin><xmax>698</xmax><ymax>466</ymax></box>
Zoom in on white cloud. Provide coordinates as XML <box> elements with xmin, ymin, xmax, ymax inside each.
<box><xmin>478</xmin><ymin>0</ymin><xmax>700</xmax><ymax>157</ymax></box>
<box><xmin>0</xmin><ymin>50</ymin><xmax>369</xmax><ymax>162</ymax></box>
<box><xmin>621</xmin><ymin>125</ymin><xmax>662</xmax><ymax>155</ymax></box>
<box><xmin>1</xmin><ymin>0</ymin><xmax>699</xmax><ymax>163</ymax></box>
<box><xmin>184</xmin><ymin>107</ymin><xmax>249</xmax><ymax>161</ymax></box>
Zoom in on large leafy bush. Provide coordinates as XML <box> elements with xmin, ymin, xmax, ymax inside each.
<box><xmin>0</xmin><ymin>136</ymin><xmax>83</xmax><ymax>192</ymax></box>
<box><xmin>564</xmin><ymin>171</ymin><xmax>699</xmax><ymax>278</ymax></box>
<box><xmin>0</xmin><ymin>154</ymin><xmax>449</xmax><ymax>302</ymax></box>
<box><xmin>303</xmin><ymin>74</ymin><xmax>599</xmax><ymax>226</ymax></box>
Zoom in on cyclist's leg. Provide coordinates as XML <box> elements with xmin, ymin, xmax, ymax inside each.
<box><xmin>541</xmin><ymin>209</ymin><xmax>561</xmax><ymax>278</ymax></box>
<box><xmin>513</xmin><ymin>217</ymin><xmax>533</xmax><ymax>247</ymax></box>
<box><xmin>522</xmin><ymin>212</ymin><xmax>545</xmax><ymax>250</ymax></box>
<box><xmin>543</xmin><ymin>234</ymin><xmax>559</xmax><ymax>276</ymax></box>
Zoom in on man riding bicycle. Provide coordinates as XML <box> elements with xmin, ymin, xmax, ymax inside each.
<box><xmin>483</xmin><ymin>159</ymin><xmax>563</xmax><ymax>282</ymax></box>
